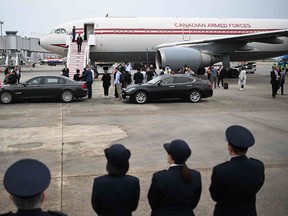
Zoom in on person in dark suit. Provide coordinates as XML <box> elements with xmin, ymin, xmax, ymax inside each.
<box><xmin>148</xmin><ymin>139</ymin><xmax>202</xmax><ymax>216</ymax></box>
<box><xmin>76</xmin><ymin>34</ymin><xmax>83</xmax><ymax>53</ymax></box>
<box><xmin>101</xmin><ymin>67</ymin><xmax>111</xmax><ymax>97</ymax></box>
<box><xmin>133</xmin><ymin>67</ymin><xmax>144</xmax><ymax>84</ymax></box>
<box><xmin>1</xmin><ymin>159</ymin><xmax>67</xmax><ymax>216</ymax></box>
<box><xmin>61</xmin><ymin>65</ymin><xmax>69</xmax><ymax>77</ymax></box>
<box><xmin>209</xmin><ymin>125</ymin><xmax>265</xmax><ymax>216</ymax></box>
<box><xmin>270</xmin><ymin>65</ymin><xmax>281</xmax><ymax>97</ymax></box>
<box><xmin>73</xmin><ymin>69</ymin><xmax>82</xmax><ymax>81</ymax></box>
<box><xmin>72</xmin><ymin>26</ymin><xmax>76</xmax><ymax>42</ymax></box>
<box><xmin>91</xmin><ymin>144</ymin><xmax>140</xmax><ymax>216</ymax></box>
<box><xmin>82</xmin><ymin>65</ymin><xmax>93</xmax><ymax>99</ymax></box>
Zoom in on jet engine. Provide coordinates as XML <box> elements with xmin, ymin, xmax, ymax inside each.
<box><xmin>155</xmin><ymin>47</ymin><xmax>219</xmax><ymax>74</ymax></box>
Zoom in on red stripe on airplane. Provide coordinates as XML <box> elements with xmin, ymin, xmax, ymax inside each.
<box><xmin>75</xmin><ymin>27</ymin><xmax>278</xmax><ymax>35</ymax></box>
<box><xmin>51</xmin><ymin>44</ymin><xmax>68</xmax><ymax>48</ymax></box>
<box><xmin>93</xmin><ymin>28</ymin><xmax>277</xmax><ymax>35</ymax></box>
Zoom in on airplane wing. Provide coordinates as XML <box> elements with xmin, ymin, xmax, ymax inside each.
<box><xmin>153</xmin><ymin>29</ymin><xmax>288</xmax><ymax>49</ymax></box>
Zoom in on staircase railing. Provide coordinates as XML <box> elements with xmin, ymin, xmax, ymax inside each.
<box><xmin>66</xmin><ymin>36</ymin><xmax>72</xmax><ymax>69</ymax></box>
<box><xmin>83</xmin><ymin>43</ymin><xmax>90</xmax><ymax>68</ymax></box>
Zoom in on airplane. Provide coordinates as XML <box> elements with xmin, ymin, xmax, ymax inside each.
<box><xmin>39</xmin><ymin>17</ymin><xmax>288</xmax><ymax>77</ymax></box>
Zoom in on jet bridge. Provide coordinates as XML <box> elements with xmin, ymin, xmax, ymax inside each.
<box><xmin>0</xmin><ymin>31</ymin><xmax>50</xmax><ymax>67</ymax></box>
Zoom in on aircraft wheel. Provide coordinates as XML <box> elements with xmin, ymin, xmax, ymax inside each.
<box><xmin>61</xmin><ymin>90</ymin><xmax>74</xmax><ymax>103</ymax></box>
<box><xmin>0</xmin><ymin>91</ymin><xmax>13</xmax><ymax>104</ymax></box>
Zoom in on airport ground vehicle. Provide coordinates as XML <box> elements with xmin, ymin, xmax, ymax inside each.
<box><xmin>122</xmin><ymin>74</ymin><xmax>213</xmax><ymax>104</ymax></box>
<box><xmin>0</xmin><ymin>75</ymin><xmax>87</xmax><ymax>104</ymax></box>
<box><xmin>278</xmin><ymin>55</ymin><xmax>288</xmax><ymax>70</ymax></box>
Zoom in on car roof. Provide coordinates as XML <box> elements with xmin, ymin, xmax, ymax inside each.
<box><xmin>160</xmin><ymin>74</ymin><xmax>199</xmax><ymax>80</ymax></box>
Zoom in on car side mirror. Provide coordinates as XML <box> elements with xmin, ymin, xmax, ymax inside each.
<box><xmin>157</xmin><ymin>81</ymin><xmax>163</xmax><ymax>86</ymax></box>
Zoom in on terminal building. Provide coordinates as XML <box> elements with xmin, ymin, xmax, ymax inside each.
<box><xmin>0</xmin><ymin>31</ymin><xmax>51</xmax><ymax>67</ymax></box>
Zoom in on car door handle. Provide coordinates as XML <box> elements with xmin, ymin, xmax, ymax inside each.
<box><xmin>187</xmin><ymin>85</ymin><xmax>192</xmax><ymax>87</ymax></box>
<box><xmin>169</xmin><ymin>86</ymin><xmax>175</xmax><ymax>88</ymax></box>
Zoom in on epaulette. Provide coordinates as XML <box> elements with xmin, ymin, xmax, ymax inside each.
<box><xmin>0</xmin><ymin>212</ymin><xmax>13</xmax><ymax>216</ymax></box>
<box><xmin>47</xmin><ymin>210</ymin><xmax>68</xmax><ymax>216</ymax></box>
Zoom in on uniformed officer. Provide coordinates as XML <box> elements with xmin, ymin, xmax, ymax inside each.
<box><xmin>209</xmin><ymin>125</ymin><xmax>265</xmax><ymax>216</ymax></box>
<box><xmin>1</xmin><ymin>159</ymin><xmax>67</xmax><ymax>216</ymax></box>
<box><xmin>91</xmin><ymin>144</ymin><xmax>140</xmax><ymax>216</ymax></box>
<box><xmin>148</xmin><ymin>139</ymin><xmax>202</xmax><ymax>216</ymax></box>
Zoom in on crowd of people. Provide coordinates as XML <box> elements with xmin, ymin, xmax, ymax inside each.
<box><xmin>2</xmin><ymin>125</ymin><xmax>265</xmax><ymax>216</ymax></box>
<box><xmin>71</xmin><ymin>62</ymin><xmax>257</xmax><ymax>100</ymax></box>
<box><xmin>61</xmin><ymin>63</ymin><xmax>206</xmax><ymax>100</ymax></box>
<box><xmin>3</xmin><ymin>65</ymin><xmax>21</xmax><ymax>85</ymax></box>
<box><xmin>3</xmin><ymin>61</ymin><xmax>285</xmax><ymax>100</ymax></box>
<box><xmin>57</xmin><ymin>62</ymin><xmax>287</xmax><ymax>101</ymax></box>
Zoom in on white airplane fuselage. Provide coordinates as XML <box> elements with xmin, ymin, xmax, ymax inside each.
<box><xmin>40</xmin><ymin>17</ymin><xmax>288</xmax><ymax>70</ymax></box>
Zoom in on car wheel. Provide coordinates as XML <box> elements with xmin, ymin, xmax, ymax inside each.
<box><xmin>188</xmin><ymin>90</ymin><xmax>201</xmax><ymax>103</ymax></box>
<box><xmin>61</xmin><ymin>90</ymin><xmax>74</xmax><ymax>103</ymax></box>
<box><xmin>0</xmin><ymin>91</ymin><xmax>13</xmax><ymax>104</ymax></box>
<box><xmin>134</xmin><ymin>91</ymin><xmax>148</xmax><ymax>104</ymax></box>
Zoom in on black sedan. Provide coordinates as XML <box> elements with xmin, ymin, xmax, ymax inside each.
<box><xmin>122</xmin><ymin>74</ymin><xmax>213</xmax><ymax>104</ymax></box>
<box><xmin>0</xmin><ymin>75</ymin><xmax>87</xmax><ymax>104</ymax></box>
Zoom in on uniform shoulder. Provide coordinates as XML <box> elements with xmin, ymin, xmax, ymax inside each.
<box><xmin>93</xmin><ymin>175</ymin><xmax>109</xmax><ymax>183</ymax></box>
<box><xmin>47</xmin><ymin>210</ymin><xmax>68</xmax><ymax>216</ymax></box>
<box><xmin>0</xmin><ymin>212</ymin><xmax>13</xmax><ymax>216</ymax></box>
<box><xmin>216</xmin><ymin>161</ymin><xmax>230</xmax><ymax>166</ymax></box>
<box><xmin>249</xmin><ymin>157</ymin><xmax>264</xmax><ymax>165</ymax></box>
<box><xmin>154</xmin><ymin>169</ymin><xmax>168</xmax><ymax>175</ymax></box>
<box><xmin>213</xmin><ymin>161</ymin><xmax>230</xmax><ymax>169</ymax></box>
<box><xmin>126</xmin><ymin>175</ymin><xmax>140</xmax><ymax>181</ymax></box>
<box><xmin>190</xmin><ymin>169</ymin><xmax>201</xmax><ymax>176</ymax></box>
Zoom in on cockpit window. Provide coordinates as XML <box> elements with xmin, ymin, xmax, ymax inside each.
<box><xmin>49</xmin><ymin>29</ymin><xmax>56</xmax><ymax>34</ymax></box>
<box><xmin>60</xmin><ymin>28</ymin><xmax>66</xmax><ymax>34</ymax></box>
<box><xmin>51</xmin><ymin>28</ymin><xmax>67</xmax><ymax>34</ymax></box>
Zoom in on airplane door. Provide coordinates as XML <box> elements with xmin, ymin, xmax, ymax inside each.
<box><xmin>84</xmin><ymin>23</ymin><xmax>94</xmax><ymax>40</ymax></box>
<box><xmin>183</xmin><ymin>28</ymin><xmax>190</xmax><ymax>41</ymax></box>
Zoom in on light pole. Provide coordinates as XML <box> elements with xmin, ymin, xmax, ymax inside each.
<box><xmin>0</xmin><ymin>21</ymin><xmax>4</xmax><ymax>36</ymax></box>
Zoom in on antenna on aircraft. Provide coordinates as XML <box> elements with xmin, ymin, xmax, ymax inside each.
<box><xmin>105</xmin><ymin>13</ymin><xmax>109</xmax><ymax>17</ymax></box>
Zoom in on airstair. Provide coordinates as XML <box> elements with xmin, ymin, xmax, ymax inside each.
<box><xmin>66</xmin><ymin>40</ymin><xmax>89</xmax><ymax>78</ymax></box>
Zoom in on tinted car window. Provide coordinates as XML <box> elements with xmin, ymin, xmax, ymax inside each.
<box><xmin>43</xmin><ymin>77</ymin><xmax>59</xmax><ymax>84</ymax></box>
<box><xmin>161</xmin><ymin>77</ymin><xmax>173</xmax><ymax>84</ymax></box>
<box><xmin>174</xmin><ymin>77</ymin><xmax>193</xmax><ymax>84</ymax></box>
<box><xmin>58</xmin><ymin>78</ymin><xmax>66</xmax><ymax>84</ymax></box>
<box><xmin>26</xmin><ymin>77</ymin><xmax>42</xmax><ymax>85</ymax></box>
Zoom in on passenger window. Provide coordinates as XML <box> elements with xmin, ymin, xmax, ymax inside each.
<box><xmin>174</xmin><ymin>77</ymin><xmax>191</xmax><ymax>83</ymax></box>
<box><xmin>27</xmin><ymin>77</ymin><xmax>41</xmax><ymax>85</ymax></box>
<box><xmin>161</xmin><ymin>77</ymin><xmax>173</xmax><ymax>84</ymax></box>
<box><xmin>45</xmin><ymin>78</ymin><xmax>59</xmax><ymax>84</ymax></box>
<box><xmin>58</xmin><ymin>78</ymin><xmax>66</xmax><ymax>84</ymax></box>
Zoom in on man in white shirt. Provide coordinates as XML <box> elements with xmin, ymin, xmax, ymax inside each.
<box><xmin>114</xmin><ymin>67</ymin><xmax>122</xmax><ymax>99</ymax></box>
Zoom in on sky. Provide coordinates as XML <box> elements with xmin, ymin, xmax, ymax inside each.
<box><xmin>1</xmin><ymin>0</ymin><xmax>288</xmax><ymax>37</ymax></box>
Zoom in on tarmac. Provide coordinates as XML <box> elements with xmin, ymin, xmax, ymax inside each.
<box><xmin>0</xmin><ymin>62</ymin><xmax>287</xmax><ymax>216</ymax></box>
